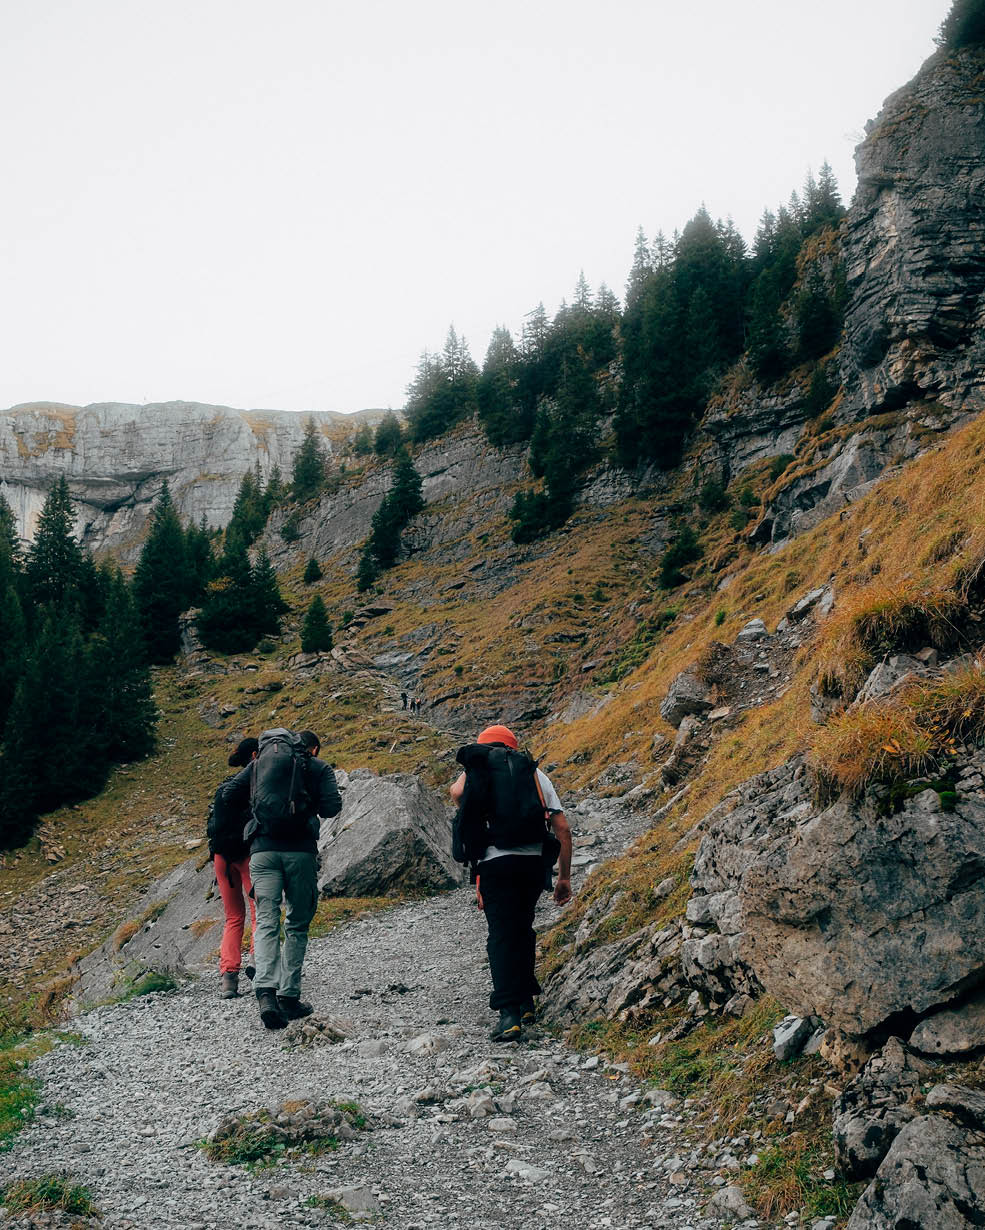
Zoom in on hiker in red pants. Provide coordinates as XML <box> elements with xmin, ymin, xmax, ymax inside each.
<box><xmin>208</xmin><ymin>738</ymin><xmax>259</xmax><ymax>999</ymax></box>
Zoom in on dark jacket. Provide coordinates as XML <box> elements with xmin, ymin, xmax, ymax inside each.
<box><xmin>208</xmin><ymin>773</ymin><xmax>251</xmax><ymax>862</ymax></box>
<box><xmin>223</xmin><ymin>755</ymin><xmax>343</xmax><ymax>855</ymax></box>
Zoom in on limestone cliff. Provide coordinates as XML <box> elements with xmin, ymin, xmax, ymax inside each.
<box><xmin>0</xmin><ymin>400</ymin><xmax>383</xmax><ymax>556</ymax></box>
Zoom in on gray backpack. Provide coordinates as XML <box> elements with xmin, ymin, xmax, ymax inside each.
<box><xmin>247</xmin><ymin>728</ymin><xmax>311</xmax><ymax>840</ymax></box>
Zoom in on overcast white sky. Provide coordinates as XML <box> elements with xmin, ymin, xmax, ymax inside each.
<box><xmin>0</xmin><ymin>0</ymin><xmax>950</xmax><ymax>416</ymax></box>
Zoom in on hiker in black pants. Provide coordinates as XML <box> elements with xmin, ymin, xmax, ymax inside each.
<box><xmin>450</xmin><ymin>723</ymin><xmax>572</xmax><ymax>1042</ymax></box>
<box><xmin>401</xmin><ymin>692</ymin><xmax>407</xmax><ymax>709</ymax></box>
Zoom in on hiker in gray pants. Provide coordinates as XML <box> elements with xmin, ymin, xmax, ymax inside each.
<box><xmin>225</xmin><ymin>729</ymin><xmax>342</xmax><ymax>1029</ymax></box>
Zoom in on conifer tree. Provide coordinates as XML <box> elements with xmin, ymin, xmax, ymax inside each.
<box><xmin>373</xmin><ymin>412</ymin><xmax>404</xmax><ymax>456</ymax></box>
<box><xmin>85</xmin><ymin>569</ymin><xmax>157</xmax><ymax>767</ymax></box>
<box><xmin>25</xmin><ymin>476</ymin><xmax>83</xmax><ymax>612</ymax></box>
<box><xmin>197</xmin><ymin>537</ymin><xmax>256</xmax><ymax>654</ymax></box>
<box><xmin>936</xmin><ymin>0</ymin><xmax>985</xmax><ymax>48</ymax></box>
<box><xmin>352</xmin><ymin>423</ymin><xmax>374</xmax><ymax>455</ymax></box>
<box><xmin>301</xmin><ymin>595</ymin><xmax>333</xmax><ymax>653</ymax></box>
<box><xmin>0</xmin><ymin>491</ymin><xmax>20</xmax><ymax>564</ymax></box>
<box><xmin>251</xmin><ymin>547</ymin><xmax>289</xmax><ymax>637</ymax></box>
<box><xmin>263</xmin><ymin>465</ymin><xmax>286</xmax><ymax>511</ymax></box>
<box><xmin>291</xmin><ymin>417</ymin><xmax>326</xmax><ymax>502</ymax></box>
<box><xmin>0</xmin><ymin>542</ymin><xmax>25</xmax><ymax>732</ymax></box>
<box><xmin>133</xmin><ymin>481</ymin><xmax>192</xmax><ymax>663</ymax></box>
<box><xmin>303</xmin><ymin>556</ymin><xmax>323</xmax><ymax>584</ymax></box>
<box><xmin>356</xmin><ymin>550</ymin><xmax>379</xmax><ymax>592</ymax></box>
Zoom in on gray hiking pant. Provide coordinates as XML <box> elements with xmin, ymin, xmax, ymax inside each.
<box><xmin>249</xmin><ymin>850</ymin><xmax>319</xmax><ymax>998</ymax></box>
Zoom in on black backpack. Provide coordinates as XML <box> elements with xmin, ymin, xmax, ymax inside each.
<box><xmin>247</xmin><ymin>728</ymin><xmax>311</xmax><ymax>840</ymax></box>
<box><xmin>452</xmin><ymin>742</ymin><xmax>552</xmax><ymax>864</ymax></box>
<box><xmin>207</xmin><ymin>776</ymin><xmax>249</xmax><ymax>859</ymax></box>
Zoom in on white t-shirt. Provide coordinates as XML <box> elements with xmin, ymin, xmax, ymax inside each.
<box><xmin>480</xmin><ymin>769</ymin><xmax>563</xmax><ymax>863</ymax></box>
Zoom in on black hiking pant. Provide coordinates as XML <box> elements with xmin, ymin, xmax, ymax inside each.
<box><xmin>478</xmin><ymin>855</ymin><xmax>544</xmax><ymax>1012</ymax></box>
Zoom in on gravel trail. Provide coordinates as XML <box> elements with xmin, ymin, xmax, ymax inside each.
<box><xmin>4</xmin><ymin>875</ymin><xmax>733</xmax><ymax>1230</ymax></box>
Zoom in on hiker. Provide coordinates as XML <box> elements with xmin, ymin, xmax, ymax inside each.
<box><xmin>450</xmin><ymin>724</ymin><xmax>572</xmax><ymax>1042</ymax></box>
<box><xmin>224</xmin><ymin>728</ymin><xmax>342</xmax><ymax>1030</ymax></box>
<box><xmin>401</xmin><ymin>691</ymin><xmax>408</xmax><ymax>709</ymax></box>
<box><xmin>208</xmin><ymin>737</ymin><xmax>259</xmax><ymax>1000</ymax></box>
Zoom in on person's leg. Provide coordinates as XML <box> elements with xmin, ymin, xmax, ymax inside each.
<box><xmin>249</xmin><ymin>851</ymin><xmax>285</xmax><ymax>991</ymax></box>
<box><xmin>215</xmin><ymin>854</ymin><xmax>246</xmax><ymax>975</ymax></box>
<box><xmin>481</xmin><ymin>856</ymin><xmax>543</xmax><ymax>1013</ymax></box>
<box><xmin>236</xmin><ymin>856</ymin><xmax>257</xmax><ymax>961</ymax></box>
<box><xmin>277</xmin><ymin>851</ymin><xmax>319</xmax><ymax>1002</ymax></box>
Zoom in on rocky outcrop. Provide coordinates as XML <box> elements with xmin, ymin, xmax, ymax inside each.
<box><xmin>71</xmin><ymin>856</ymin><xmax>220</xmax><ymax>1007</ymax></box>
<box><xmin>832</xmin><ymin>1038</ymin><xmax>924</xmax><ymax>1180</ymax></box>
<box><xmin>0</xmin><ymin>400</ymin><xmax>374</xmax><ymax>556</ymax></box>
<box><xmin>741</xmin><ymin>782</ymin><xmax>985</xmax><ymax>1035</ymax></box>
<box><xmin>840</xmin><ymin>45</ymin><xmax>985</xmax><ymax>423</ymax></box>
<box><xmin>317</xmin><ymin>770</ymin><xmax>461</xmax><ymax>896</ymax></box>
<box><xmin>847</xmin><ymin>1108</ymin><xmax>985</xmax><ymax>1229</ymax></box>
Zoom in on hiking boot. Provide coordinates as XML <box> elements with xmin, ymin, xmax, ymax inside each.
<box><xmin>520</xmin><ymin>998</ymin><xmax>536</xmax><ymax>1024</ymax></box>
<box><xmin>490</xmin><ymin>1009</ymin><xmax>522</xmax><ymax>1043</ymax></box>
<box><xmin>219</xmin><ymin>972</ymin><xmax>239</xmax><ymax>999</ymax></box>
<box><xmin>276</xmin><ymin>995</ymin><xmax>313</xmax><ymax>1020</ymax></box>
<box><xmin>256</xmin><ymin>988</ymin><xmax>287</xmax><ymax>1030</ymax></box>
<box><xmin>244</xmin><ymin>964</ymin><xmax>256</xmax><ymax>981</ymax></box>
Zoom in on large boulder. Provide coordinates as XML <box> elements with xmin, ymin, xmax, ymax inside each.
<box><xmin>740</xmin><ymin>784</ymin><xmax>985</xmax><ymax>1035</ymax></box>
<box><xmin>660</xmin><ymin>668</ymin><xmax>713</xmax><ymax>728</ymax></box>
<box><xmin>908</xmin><ymin>990</ymin><xmax>985</xmax><ymax>1056</ymax></box>
<box><xmin>846</xmin><ymin>1111</ymin><xmax>985</xmax><ymax>1229</ymax></box>
<box><xmin>317</xmin><ymin>770</ymin><xmax>461</xmax><ymax>896</ymax></box>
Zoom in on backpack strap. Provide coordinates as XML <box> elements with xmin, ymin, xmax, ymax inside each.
<box><xmin>531</xmin><ymin>766</ymin><xmax>551</xmax><ymax>828</ymax></box>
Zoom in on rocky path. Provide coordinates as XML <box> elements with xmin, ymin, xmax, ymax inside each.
<box><xmin>4</xmin><ymin>886</ymin><xmax>736</xmax><ymax>1230</ymax></box>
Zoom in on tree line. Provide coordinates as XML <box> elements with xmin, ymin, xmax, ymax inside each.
<box><xmin>374</xmin><ymin>164</ymin><xmax>847</xmax><ymax>544</ymax></box>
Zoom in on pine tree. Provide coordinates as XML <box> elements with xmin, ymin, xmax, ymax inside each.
<box><xmin>184</xmin><ymin>518</ymin><xmax>215</xmax><ymax>598</ymax></box>
<box><xmin>303</xmin><ymin>557</ymin><xmax>323</xmax><ymax>584</ymax></box>
<box><xmin>196</xmin><ymin>537</ymin><xmax>256</xmax><ymax>654</ymax></box>
<box><xmin>389</xmin><ymin>448</ymin><xmax>424</xmax><ymax>523</ymax></box>
<box><xmin>0</xmin><ymin>491</ymin><xmax>20</xmax><ymax>565</ymax></box>
<box><xmin>301</xmin><ymin>595</ymin><xmax>333</xmax><ymax>653</ymax></box>
<box><xmin>25</xmin><ymin>476</ymin><xmax>83</xmax><ymax>612</ymax></box>
<box><xmin>291</xmin><ymin>417</ymin><xmax>326</xmax><ymax>502</ymax></box>
<box><xmin>228</xmin><ymin>469</ymin><xmax>267</xmax><ymax>546</ymax></box>
<box><xmin>0</xmin><ymin>542</ymin><xmax>25</xmax><ymax>733</ymax></box>
<box><xmin>352</xmin><ymin>423</ymin><xmax>374</xmax><ymax>455</ymax></box>
<box><xmin>85</xmin><ymin>569</ymin><xmax>157</xmax><ymax>767</ymax></box>
<box><xmin>264</xmin><ymin>465</ymin><xmax>286</xmax><ymax>511</ymax></box>
<box><xmin>373</xmin><ymin>412</ymin><xmax>404</xmax><ymax>456</ymax></box>
<box><xmin>797</xmin><ymin>266</ymin><xmax>841</xmax><ymax>360</ymax></box>
<box><xmin>356</xmin><ymin>549</ymin><xmax>378</xmax><ymax>592</ymax></box>
<box><xmin>936</xmin><ymin>0</ymin><xmax>985</xmax><ymax>48</ymax></box>
<box><xmin>251</xmin><ymin>547</ymin><xmax>289</xmax><ymax>638</ymax></box>
<box><xmin>133</xmin><ymin>481</ymin><xmax>192</xmax><ymax>664</ymax></box>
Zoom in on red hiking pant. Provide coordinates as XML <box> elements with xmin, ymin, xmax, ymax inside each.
<box><xmin>214</xmin><ymin>854</ymin><xmax>257</xmax><ymax>974</ymax></box>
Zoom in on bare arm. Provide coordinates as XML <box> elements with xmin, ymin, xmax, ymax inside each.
<box><xmin>449</xmin><ymin>771</ymin><xmax>466</xmax><ymax>805</ymax></box>
<box><xmin>549</xmin><ymin>811</ymin><xmax>572</xmax><ymax>905</ymax></box>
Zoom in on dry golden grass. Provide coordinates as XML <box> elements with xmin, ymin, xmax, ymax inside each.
<box><xmin>111</xmin><ymin>900</ymin><xmax>168</xmax><ymax>953</ymax></box>
<box><xmin>810</xmin><ymin>660</ymin><xmax>985</xmax><ymax>797</ymax></box>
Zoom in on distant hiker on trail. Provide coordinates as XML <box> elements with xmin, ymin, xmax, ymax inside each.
<box><xmin>224</xmin><ymin>728</ymin><xmax>342</xmax><ymax>1030</ymax></box>
<box><xmin>401</xmin><ymin>691</ymin><xmax>407</xmax><ymax>709</ymax></box>
<box><xmin>450</xmin><ymin>724</ymin><xmax>572</xmax><ymax>1043</ymax></box>
<box><xmin>208</xmin><ymin>737</ymin><xmax>259</xmax><ymax>1000</ymax></box>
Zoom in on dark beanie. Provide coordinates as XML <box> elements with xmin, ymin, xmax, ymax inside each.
<box><xmin>228</xmin><ymin>737</ymin><xmax>259</xmax><ymax>767</ymax></box>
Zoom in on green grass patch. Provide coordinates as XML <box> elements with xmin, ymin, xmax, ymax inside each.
<box><xmin>0</xmin><ymin>1174</ymin><xmax>98</xmax><ymax>1217</ymax></box>
<box><xmin>0</xmin><ymin>1030</ymin><xmax>85</xmax><ymax>1151</ymax></box>
<box><xmin>308</xmin><ymin>896</ymin><xmax>401</xmax><ymax>940</ymax></box>
<box><xmin>741</xmin><ymin>1140</ymin><xmax>863</xmax><ymax>1221</ymax></box>
<box><xmin>596</xmin><ymin>607</ymin><xmax>679</xmax><ymax>684</ymax></box>
<box><xmin>114</xmin><ymin>969</ymin><xmax>178</xmax><ymax>1003</ymax></box>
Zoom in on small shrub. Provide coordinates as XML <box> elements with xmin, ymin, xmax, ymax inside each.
<box><xmin>783</xmin><ymin>569</ymin><xmax>800</xmax><ymax>594</ymax></box>
<box><xmin>0</xmin><ymin>1176</ymin><xmax>97</xmax><ymax>1218</ymax></box>
<box><xmin>729</xmin><ymin>507</ymin><xmax>750</xmax><ymax>533</ymax></box>
<box><xmin>279</xmin><ymin>515</ymin><xmax>301</xmax><ymax>544</ymax></box>
<box><xmin>738</xmin><ymin>486</ymin><xmax>757</xmax><ymax>508</ymax></box>
<box><xmin>714</xmin><ymin>608</ymin><xmax>727</xmax><ymax>626</ymax></box>
<box><xmin>698</xmin><ymin>479</ymin><xmax>730</xmax><ymax>514</ymax></box>
<box><xmin>659</xmin><ymin>528</ymin><xmax>702</xmax><ymax>588</ymax></box>
<box><xmin>454</xmin><ymin>664</ymin><xmax>464</xmax><ymax>676</ymax></box>
<box><xmin>769</xmin><ymin>454</ymin><xmax>796</xmax><ymax>482</ymax></box>
<box><xmin>591</xmin><ymin>585</ymin><xmax>606</xmax><ymax>602</ymax></box>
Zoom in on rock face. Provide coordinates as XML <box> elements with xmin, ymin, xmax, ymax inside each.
<box><xmin>740</xmin><ymin>784</ymin><xmax>985</xmax><ymax>1035</ymax></box>
<box><xmin>832</xmin><ymin>1038</ymin><xmax>924</xmax><ymax>1181</ymax></box>
<box><xmin>687</xmin><ymin>749</ymin><xmax>985</xmax><ymax>1038</ymax></box>
<box><xmin>317</xmin><ymin>770</ymin><xmax>462</xmax><ymax>896</ymax></box>
<box><xmin>841</xmin><ymin>45</ymin><xmax>985</xmax><ymax>423</ymax></box>
<box><xmin>0</xmin><ymin>400</ymin><xmax>375</xmax><ymax>556</ymax></box>
<box><xmin>908</xmin><ymin>990</ymin><xmax>985</xmax><ymax>1056</ymax></box>
<box><xmin>847</xmin><ymin>1111</ymin><xmax>985</xmax><ymax>1229</ymax></box>
<box><xmin>72</xmin><ymin>857</ymin><xmax>221</xmax><ymax>1007</ymax></box>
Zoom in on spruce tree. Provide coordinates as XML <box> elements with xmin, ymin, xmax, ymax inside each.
<box><xmin>25</xmin><ymin>476</ymin><xmax>83</xmax><ymax>612</ymax></box>
<box><xmin>373</xmin><ymin>412</ymin><xmax>404</xmax><ymax>456</ymax></box>
<box><xmin>303</xmin><ymin>556</ymin><xmax>323</xmax><ymax>583</ymax></box>
<box><xmin>197</xmin><ymin>537</ymin><xmax>257</xmax><ymax>654</ymax></box>
<box><xmin>0</xmin><ymin>542</ymin><xmax>25</xmax><ymax>733</ymax></box>
<box><xmin>352</xmin><ymin>423</ymin><xmax>374</xmax><ymax>455</ymax></box>
<box><xmin>0</xmin><ymin>491</ymin><xmax>20</xmax><ymax>564</ymax></box>
<box><xmin>937</xmin><ymin>0</ymin><xmax>985</xmax><ymax>48</ymax></box>
<box><xmin>291</xmin><ymin>417</ymin><xmax>326</xmax><ymax>501</ymax></box>
<box><xmin>301</xmin><ymin>595</ymin><xmax>333</xmax><ymax>653</ymax></box>
<box><xmin>133</xmin><ymin>481</ymin><xmax>191</xmax><ymax>664</ymax></box>
<box><xmin>251</xmin><ymin>547</ymin><xmax>289</xmax><ymax>638</ymax></box>
<box><xmin>85</xmin><ymin>569</ymin><xmax>157</xmax><ymax>767</ymax></box>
